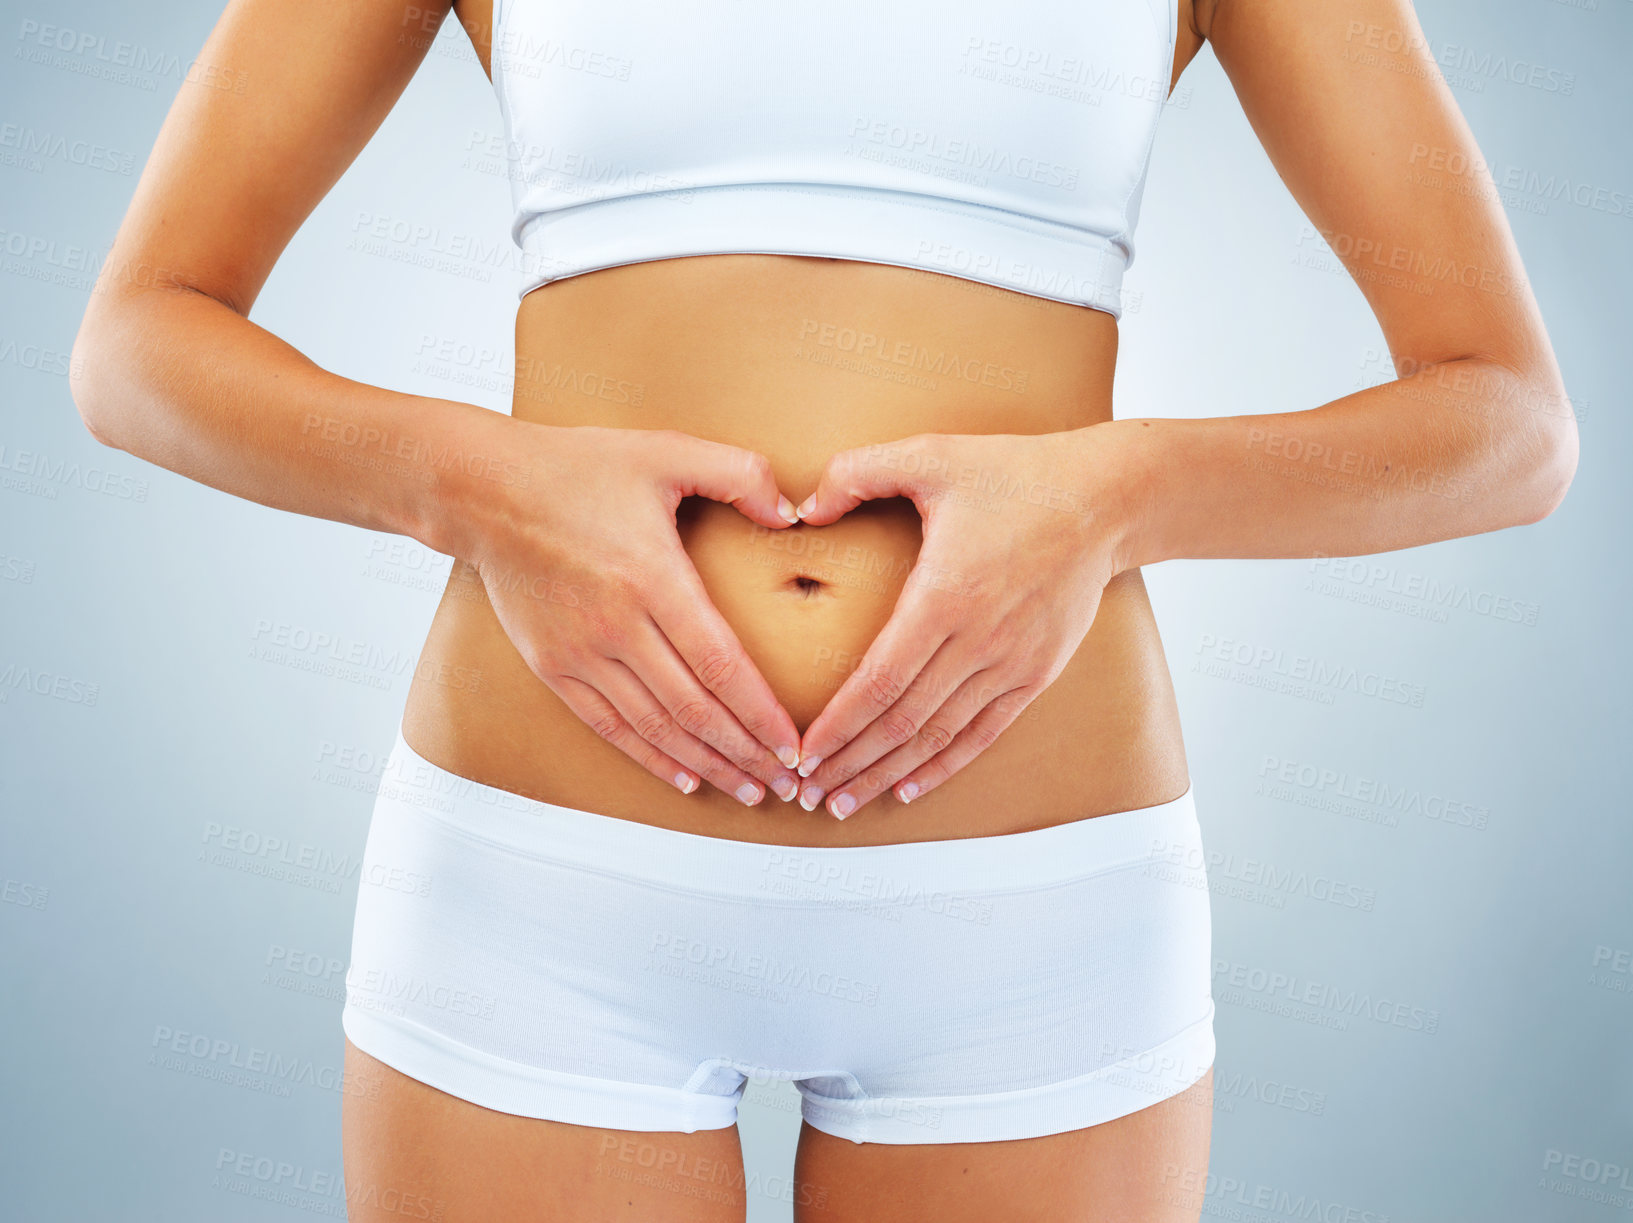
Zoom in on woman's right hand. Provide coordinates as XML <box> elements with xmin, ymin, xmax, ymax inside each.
<box><xmin>463</xmin><ymin>423</ymin><xmax>804</xmax><ymax>805</ymax></box>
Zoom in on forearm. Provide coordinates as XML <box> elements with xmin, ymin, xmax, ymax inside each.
<box><xmin>1102</xmin><ymin>357</ymin><xmax>1578</xmax><ymax>573</ymax></box>
<box><xmin>70</xmin><ymin>283</ymin><xmax>516</xmax><ymax>561</ymax></box>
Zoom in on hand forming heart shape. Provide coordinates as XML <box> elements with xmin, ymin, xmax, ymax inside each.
<box><xmin>476</xmin><ymin>420</ymin><xmax>1126</xmax><ymax>818</ymax></box>
<box><xmin>783</xmin><ymin>425</ymin><xmax>1129</xmax><ymax>819</ymax></box>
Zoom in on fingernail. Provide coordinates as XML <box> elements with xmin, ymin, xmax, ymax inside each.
<box><xmin>797</xmin><ymin>754</ymin><xmax>823</xmax><ymax>779</ymax></box>
<box><xmin>674</xmin><ymin>772</ymin><xmax>697</xmax><ymax>794</ymax></box>
<box><xmin>777</xmin><ymin>496</ymin><xmax>799</xmax><ymax>524</ymax></box>
<box><xmin>796</xmin><ymin>495</ymin><xmax>816</xmax><ymax>519</ymax></box>
<box><xmin>799</xmin><ymin>785</ymin><xmax>825</xmax><ymax>812</ymax></box>
<box><xmin>898</xmin><ymin>781</ymin><xmax>919</xmax><ymax>803</ymax></box>
<box><xmin>771</xmin><ymin>775</ymin><xmax>798</xmax><ymax>802</ymax></box>
<box><xmin>775</xmin><ymin>745</ymin><xmax>800</xmax><ymax>769</ymax></box>
<box><xmin>830</xmin><ymin>793</ymin><xmax>855</xmax><ymax>820</ymax></box>
<box><xmin>736</xmin><ymin>782</ymin><xmax>763</xmax><ymax>806</ymax></box>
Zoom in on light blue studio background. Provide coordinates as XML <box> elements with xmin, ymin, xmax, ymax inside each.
<box><xmin>1</xmin><ymin>0</ymin><xmax>1628</xmax><ymax>1218</ymax></box>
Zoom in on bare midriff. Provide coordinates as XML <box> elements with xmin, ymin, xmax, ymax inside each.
<box><xmin>400</xmin><ymin>251</ymin><xmax>1190</xmax><ymax>847</ymax></box>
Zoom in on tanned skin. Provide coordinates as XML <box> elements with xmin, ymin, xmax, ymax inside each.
<box><xmin>71</xmin><ymin>0</ymin><xmax>1573</xmax><ymax>1215</ymax></box>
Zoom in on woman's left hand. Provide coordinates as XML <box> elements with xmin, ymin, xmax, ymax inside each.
<box><xmin>792</xmin><ymin>424</ymin><xmax>1134</xmax><ymax>818</ymax></box>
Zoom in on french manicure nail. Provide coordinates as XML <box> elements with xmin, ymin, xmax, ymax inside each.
<box><xmin>797</xmin><ymin>754</ymin><xmax>823</xmax><ymax>779</ymax></box>
<box><xmin>777</xmin><ymin>496</ymin><xmax>799</xmax><ymax>523</ymax></box>
<box><xmin>796</xmin><ymin>495</ymin><xmax>816</xmax><ymax>519</ymax></box>
<box><xmin>898</xmin><ymin>781</ymin><xmax>919</xmax><ymax>803</ymax></box>
<box><xmin>830</xmin><ymin>793</ymin><xmax>855</xmax><ymax>820</ymax></box>
<box><xmin>771</xmin><ymin>776</ymin><xmax>798</xmax><ymax>802</ymax></box>
<box><xmin>674</xmin><ymin>772</ymin><xmax>697</xmax><ymax>794</ymax></box>
<box><xmin>799</xmin><ymin>785</ymin><xmax>825</xmax><ymax>812</ymax></box>
<box><xmin>775</xmin><ymin>745</ymin><xmax>800</xmax><ymax>769</ymax></box>
<box><xmin>736</xmin><ymin>782</ymin><xmax>763</xmax><ymax>806</ymax></box>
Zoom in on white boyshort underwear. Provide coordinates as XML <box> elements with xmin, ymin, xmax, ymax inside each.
<box><xmin>342</xmin><ymin>725</ymin><xmax>1215</xmax><ymax>1144</ymax></box>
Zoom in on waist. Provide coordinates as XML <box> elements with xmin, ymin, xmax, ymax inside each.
<box><xmin>376</xmin><ymin>721</ymin><xmax>1201</xmax><ymax>896</ymax></box>
<box><xmin>403</xmin><ymin>255</ymin><xmax>1188</xmax><ymax>845</ymax></box>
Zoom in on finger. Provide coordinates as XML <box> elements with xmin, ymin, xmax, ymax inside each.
<box><xmin>795</xmin><ymin>436</ymin><xmax>934</xmax><ymax>525</ymax></box>
<box><xmin>546</xmin><ymin>672</ymin><xmax>704</xmax><ymax>797</ymax></box>
<box><xmin>665</xmin><ymin>433</ymin><xmax>800</xmax><ymax>529</ymax></box>
<box><xmin>795</xmin><ymin>587</ymin><xmax>950</xmax><ymax>777</ymax></box>
<box><xmin>646</xmin><ymin>560</ymin><xmax>803</xmax><ymax>771</ymax></box>
<box><xmin>803</xmin><ymin>668</ymin><xmax>996</xmax><ymax>817</ymax></box>
<box><xmin>887</xmin><ymin>687</ymin><xmax>1037</xmax><ymax>807</ymax></box>
<box><xmin>590</xmin><ymin>658</ymin><xmax>785</xmax><ymax>806</ymax></box>
<box><xmin>799</xmin><ymin>638</ymin><xmax>971</xmax><ymax>795</ymax></box>
<box><xmin>627</xmin><ymin>619</ymin><xmax>801</xmax><ymax>800</ymax></box>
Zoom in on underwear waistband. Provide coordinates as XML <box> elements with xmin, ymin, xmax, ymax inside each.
<box><xmin>371</xmin><ymin>724</ymin><xmax>1201</xmax><ymax>903</ymax></box>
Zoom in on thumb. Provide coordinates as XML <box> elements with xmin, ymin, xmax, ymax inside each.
<box><xmin>664</xmin><ymin>435</ymin><xmax>799</xmax><ymax>529</ymax></box>
<box><xmin>797</xmin><ymin>436</ymin><xmax>941</xmax><ymax>525</ymax></box>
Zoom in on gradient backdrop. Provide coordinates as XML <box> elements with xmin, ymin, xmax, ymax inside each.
<box><xmin>2</xmin><ymin>0</ymin><xmax>1628</xmax><ymax>1219</ymax></box>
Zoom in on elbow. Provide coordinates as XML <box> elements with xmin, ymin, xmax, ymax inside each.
<box><xmin>69</xmin><ymin>298</ymin><xmax>134</xmax><ymax>452</ymax></box>
<box><xmin>1512</xmin><ymin>378</ymin><xmax>1580</xmax><ymax>527</ymax></box>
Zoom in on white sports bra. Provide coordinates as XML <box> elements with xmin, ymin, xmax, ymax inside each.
<box><xmin>489</xmin><ymin>0</ymin><xmax>1180</xmax><ymax>318</ymax></box>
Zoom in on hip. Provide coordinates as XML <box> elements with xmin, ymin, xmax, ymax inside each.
<box><xmin>346</xmin><ymin>722</ymin><xmax>1213</xmax><ymax>1139</ymax></box>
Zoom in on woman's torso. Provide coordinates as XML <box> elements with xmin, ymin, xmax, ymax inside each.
<box><xmin>400</xmin><ymin>0</ymin><xmax>1202</xmax><ymax>847</ymax></box>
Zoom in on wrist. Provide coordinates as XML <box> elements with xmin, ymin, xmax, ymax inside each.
<box><xmin>1069</xmin><ymin>417</ymin><xmax>1167</xmax><ymax>577</ymax></box>
<box><xmin>411</xmin><ymin>404</ymin><xmax>538</xmax><ymax>564</ymax></box>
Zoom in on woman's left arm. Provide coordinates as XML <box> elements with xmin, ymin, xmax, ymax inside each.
<box><xmin>793</xmin><ymin>0</ymin><xmax>1579</xmax><ymax>817</ymax></box>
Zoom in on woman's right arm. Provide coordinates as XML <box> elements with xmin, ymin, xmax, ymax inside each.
<box><xmin>69</xmin><ymin>0</ymin><xmax>803</xmax><ymax>804</ymax></box>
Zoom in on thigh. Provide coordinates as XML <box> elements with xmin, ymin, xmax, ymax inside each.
<box><xmin>342</xmin><ymin>1040</ymin><xmax>749</xmax><ymax>1223</ymax></box>
<box><xmin>791</xmin><ymin>1069</ymin><xmax>1212</xmax><ymax>1223</ymax></box>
